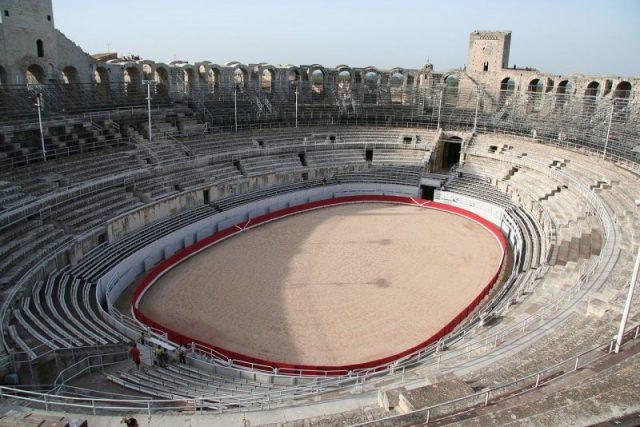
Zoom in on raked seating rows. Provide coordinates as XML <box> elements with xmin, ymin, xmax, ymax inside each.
<box><xmin>6</xmin><ymin>271</ymin><xmax>127</xmax><ymax>357</ymax></box>
<box><xmin>70</xmin><ymin>204</ymin><xmax>222</xmax><ymax>283</ymax></box>
<box><xmin>107</xmin><ymin>364</ymin><xmax>287</xmax><ymax>402</ymax></box>
<box><xmin>0</xmin><ymin>220</ymin><xmax>71</xmax><ymax>288</ymax></box>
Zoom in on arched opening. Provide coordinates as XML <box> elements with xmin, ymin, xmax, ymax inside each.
<box><xmin>260</xmin><ymin>69</ymin><xmax>274</xmax><ymax>94</ymax></box>
<box><xmin>337</xmin><ymin>70</ymin><xmax>351</xmax><ymax>96</ymax></box>
<box><xmin>209</xmin><ymin>68</ymin><xmax>220</xmax><ymax>93</ymax></box>
<box><xmin>124</xmin><ymin>66</ymin><xmax>141</xmax><ymax>97</ymax></box>
<box><xmin>443</xmin><ymin>75</ymin><xmax>459</xmax><ymax>107</ymax></box>
<box><xmin>61</xmin><ymin>66</ymin><xmax>78</xmax><ymax>85</ymax></box>
<box><xmin>364</xmin><ymin>71</ymin><xmax>379</xmax><ymax>104</ymax></box>
<box><xmin>155</xmin><ymin>67</ymin><xmax>169</xmax><ymax>97</ymax></box>
<box><xmin>613</xmin><ymin>81</ymin><xmax>632</xmax><ymax>117</ymax></box>
<box><xmin>585</xmin><ymin>81</ymin><xmax>600</xmax><ymax>98</ymax></box>
<box><xmin>527</xmin><ymin>78</ymin><xmax>543</xmax><ymax>112</ymax></box>
<box><xmin>311</xmin><ymin>69</ymin><xmax>324</xmax><ymax>100</ymax></box>
<box><xmin>198</xmin><ymin>65</ymin><xmax>207</xmax><ymax>83</ymax></box>
<box><xmin>183</xmin><ymin>68</ymin><xmax>195</xmax><ymax>95</ymax></box>
<box><xmin>36</xmin><ymin>39</ymin><xmax>44</xmax><ymax>58</ymax></box>
<box><xmin>389</xmin><ymin>72</ymin><xmax>404</xmax><ymax>104</ymax></box>
<box><xmin>95</xmin><ymin>67</ymin><xmax>109</xmax><ymax>103</ymax></box>
<box><xmin>584</xmin><ymin>81</ymin><xmax>600</xmax><ymax>114</ymax></box>
<box><xmin>498</xmin><ymin>77</ymin><xmax>515</xmax><ymax>106</ymax></box>
<box><xmin>614</xmin><ymin>81</ymin><xmax>631</xmax><ymax>100</ymax></box>
<box><xmin>26</xmin><ymin>64</ymin><xmax>45</xmax><ymax>85</ymax></box>
<box><xmin>288</xmin><ymin>69</ymin><xmax>300</xmax><ymax>93</ymax></box>
<box><xmin>555</xmin><ymin>80</ymin><xmax>573</xmax><ymax>110</ymax></box>
<box><xmin>142</xmin><ymin>64</ymin><xmax>153</xmax><ymax>80</ymax></box>
<box><xmin>62</xmin><ymin>66</ymin><xmax>78</xmax><ymax>106</ymax></box>
<box><xmin>233</xmin><ymin>68</ymin><xmax>248</xmax><ymax>90</ymax></box>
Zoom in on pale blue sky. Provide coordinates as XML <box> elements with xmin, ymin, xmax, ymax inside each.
<box><xmin>52</xmin><ymin>0</ymin><xmax>639</xmax><ymax>76</ymax></box>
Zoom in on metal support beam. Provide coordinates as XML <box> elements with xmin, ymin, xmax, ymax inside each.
<box><xmin>603</xmin><ymin>104</ymin><xmax>613</xmax><ymax>160</ymax></box>
<box><xmin>35</xmin><ymin>93</ymin><xmax>46</xmax><ymax>161</ymax></box>
<box><xmin>142</xmin><ymin>80</ymin><xmax>155</xmax><ymax>143</ymax></box>
<box><xmin>615</xmin><ymin>240</ymin><xmax>640</xmax><ymax>353</ymax></box>
<box><xmin>234</xmin><ymin>86</ymin><xmax>238</xmax><ymax>133</ymax></box>
<box><xmin>437</xmin><ymin>89</ymin><xmax>443</xmax><ymax>130</ymax></box>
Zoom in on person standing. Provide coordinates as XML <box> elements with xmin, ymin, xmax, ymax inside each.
<box><xmin>154</xmin><ymin>345</ymin><xmax>163</xmax><ymax>366</ymax></box>
<box><xmin>128</xmin><ymin>343</ymin><xmax>141</xmax><ymax>370</ymax></box>
<box><xmin>178</xmin><ymin>345</ymin><xmax>187</xmax><ymax>364</ymax></box>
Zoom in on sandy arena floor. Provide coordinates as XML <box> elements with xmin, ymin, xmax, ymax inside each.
<box><xmin>139</xmin><ymin>203</ymin><xmax>503</xmax><ymax>366</ymax></box>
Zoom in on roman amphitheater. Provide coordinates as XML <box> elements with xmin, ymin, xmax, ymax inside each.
<box><xmin>0</xmin><ymin>1</ymin><xmax>639</xmax><ymax>426</ymax></box>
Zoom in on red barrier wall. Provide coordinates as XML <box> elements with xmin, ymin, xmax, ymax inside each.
<box><xmin>131</xmin><ymin>195</ymin><xmax>507</xmax><ymax>375</ymax></box>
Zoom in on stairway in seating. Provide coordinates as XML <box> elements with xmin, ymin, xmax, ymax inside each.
<box><xmin>549</xmin><ymin>229</ymin><xmax>602</xmax><ymax>266</ymax></box>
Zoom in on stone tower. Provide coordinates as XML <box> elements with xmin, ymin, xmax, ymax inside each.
<box><xmin>467</xmin><ymin>30</ymin><xmax>511</xmax><ymax>76</ymax></box>
<box><xmin>0</xmin><ymin>0</ymin><xmax>93</xmax><ymax>85</ymax></box>
<box><xmin>0</xmin><ymin>0</ymin><xmax>58</xmax><ymax>84</ymax></box>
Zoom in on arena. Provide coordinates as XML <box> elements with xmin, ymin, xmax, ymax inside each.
<box><xmin>137</xmin><ymin>201</ymin><xmax>505</xmax><ymax>368</ymax></box>
<box><xmin>0</xmin><ymin>0</ymin><xmax>639</xmax><ymax>426</ymax></box>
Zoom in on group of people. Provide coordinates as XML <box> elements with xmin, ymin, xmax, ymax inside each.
<box><xmin>128</xmin><ymin>332</ymin><xmax>188</xmax><ymax>370</ymax></box>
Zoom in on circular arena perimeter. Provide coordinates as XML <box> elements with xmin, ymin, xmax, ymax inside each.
<box><xmin>133</xmin><ymin>196</ymin><xmax>507</xmax><ymax>373</ymax></box>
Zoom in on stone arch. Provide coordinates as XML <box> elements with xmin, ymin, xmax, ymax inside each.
<box><xmin>310</xmin><ymin>68</ymin><xmax>324</xmax><ymax>98</ymax></box>
<box><xmin>209</xmin><ymin>66</ymin><xmax>221</xmax><ymax>93</ymax></box>
<box><xmin>233</xmin><ymin>67</ymin><xmax>249</xmax><ymax>89</ymax></box>
<box><xmin>613</xmin><ymin>81</ymin><xmax>632</xmax><ymax>117</ymax></box>
<box><xmin>443</xmin><ymin>74</ymin><xmax>460</xmax><ymax>107</ymax></box>
<box><xmin>389</xmin><ymin>72</ymin><xmax>404</xmax><ymax>104</ymax></box>
<box><xmin>198</xmin><ymin>64</ymin><xmax>208</xmax><ymax>81</ymax></box>
<box><xmin>124</xmin><ymin>66</ymin><xmax>141</xmax><ymax>96</ymax></box>
<box><xmin>584</xmin><ymin>81</ymin><xmax>600</xmax><ymax>114</ymax></box>
<box><xmin>26</xmin><ymin>64</ymin><xmax>45</xmax><ymax>85</ymax></box>
<box><xmin>364</xmin><ymin>70</ymin><xmax>379</xmax><ymax>104</ymax></box>
<box><xmin>94</xmin><ymin>66</ymin><xmax>109</xmax><ymax>103</ymax></box>
<box><xmin>555</xmin><ymin>80</ymin><xmax>573</xmax><ymax>110</ymax></box>
<box><xmin>61</xmin><ymin>66</ymin><xmax>78</xmax><ymax>85</ymax></box>
<box><xmin>498</xmin><ymin>76</ymin><xmax>516</xmax><ymax>107</ymax></box>
<box><xmin>140</xmin><ymin>63</ymin><xmax>152</xmax><ymax>80</ymax></box>
<box><xmin>94</xmin><ymin>66</ymin><xmax>108</xmax><ymax>84</ymax></box>
<box><xmin>337</xmin><ymin>68</ymin><xmax>351</xmax><ymax>96</ymax></box>
<box><xmin>287</xmin><ymin>68</ymin><xmax>300</xmax><ymax>92</ymax></box>
<box><xmin>527</xmin><ymin>78</ymin><xmax>543</xmax><ymax>112</ymax></box>
<box><xmin>155</xmin><ymin>66</ymin><xmax>169</xmax><ymax>96</ymax></box>
<box><xmin>527</xmin><ymin>78</ymin><xmax>543</xmax><ymax>93</ymax></box>
<box><xmin>61</xmin><ymin>66</ymin><xmax>78</xmax><ymax>104</ymax></box>
<box><xmin>260</xmin><ymin>68</ymin><xmax>275</xmax><ymax>94</ymax></box>
<box><xmin>500</xmin><ymin>76</ymin><xmax>515</xmax><ymax>93</ymax></box>
<box><xmin>585</xmin><ymin>81</ymin><xmax>600</xmax><ymax>97</ymax></box>
<box><xmin>614</xmin><ymin>81</ymin><xmax>631</xmax><ymax>99</ymax></box>
<box><xmin>183</xmin><ymin>67</ymin><xmax>196</xmax><ymax>94</ymax></box>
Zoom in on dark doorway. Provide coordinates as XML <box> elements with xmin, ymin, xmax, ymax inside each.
<box><xmin>203</xmin><ymin>190</ymin><xmax>210</xmax><ymax>204</ymax></box>
<box><xmin>421</xmin><ymin>185</ymin><xmax>435</xmax><ymax>200</ymax></box>
<box><xmin>443</xmin><ymin>139</ymin><xmax>461</xmax><ymax>169</ymax></box>
<box><xmin>365</xmin><ymin>149</ymin><xmax>373</xmax><ymax>162</ymax></box>
<box><xmin>298</xmin><ymin>152</ymin><xmax>307</xmax><ymax>166</ymax></box>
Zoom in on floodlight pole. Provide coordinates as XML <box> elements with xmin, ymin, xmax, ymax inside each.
<box><xmin>142</xmin><ymin>80</ymin><xmax>155</xmax><ymax>143</ymax></box>
<box><xmin>603</xmin><ymin>104</ymin><xmax>613</xmax><ymax>160</ymax></box>
<box><xmin>234</xmin><ymin>85</ymin><xmax>238</xmax><ymax>133</ymax></box>
<box><xmin>473</xmin><ymin>86</ymin><xmax>482</xmax><ymax>132</ymax></box>
<box><xmin>295</xmin><ymin>85</ymin><xmax>299</xmax><ymax>128</ymax></box>
<box><xmin>35</xmin><ymin>92</ymin><xmax>46</xmax><ymax>162</ymax></box>
<box><xmin>615</xmin><ymin>218</ymin><xmax>640</xmax><ymax>353</ymax></box>
<box><xmin>437</xmin><ymin>88</ymin><xmax>443</xmax><ymax>130</ymax></box>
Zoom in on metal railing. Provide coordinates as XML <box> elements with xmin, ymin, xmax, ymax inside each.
<box><xmin>352</xmin><ymin>324</ymin><xmax>640</xmax><ymax>426</ymax></box>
